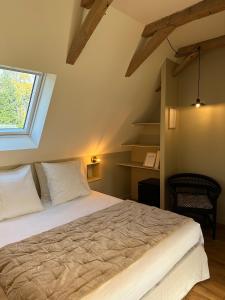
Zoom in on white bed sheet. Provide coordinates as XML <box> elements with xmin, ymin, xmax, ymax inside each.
<box><xmin>0</xmin><ymin>191</ymin><xmax>122</xmax><ymax>248</ymax></box>
<box><xmin>0</xmin><ymin>191</ymin><xmax>204</xmax><ymax>300</ymax></box>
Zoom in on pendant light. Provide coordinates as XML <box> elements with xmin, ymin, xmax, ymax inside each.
<box><xmin>192</xmin><ymin>47</ymin><xmax>205</xmax><ymax>108</ymax></box>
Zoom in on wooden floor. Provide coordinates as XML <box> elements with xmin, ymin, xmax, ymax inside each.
<box><xmin>184</xmin><ymin>224</ymin><xmax>225</xmax><ymax>300</ymax></box>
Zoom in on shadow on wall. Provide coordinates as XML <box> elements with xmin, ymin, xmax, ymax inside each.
<box><xmin>177</xmin><ymin>48</ymin><xmax>225</xmax><ymax>107</ymax></box>
<box><xmin>177</xmin><ymin>103</ymin><xmax>225</xmax><ymax>224</ymax></box>
<box><xmin>178</xmin><ymin>92</ymin><xmax>225</xmax><ymax>108</ymax></box>
<box><xmin>133</xmin><ymin>72</ymin><xmax>161</xmax><ymax>123</ymax></box>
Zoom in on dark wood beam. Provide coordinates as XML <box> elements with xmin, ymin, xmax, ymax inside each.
<box><xmin>173</xmin><ymin>52</ymin><xmax>199</xmax><ymax>76</ymax></box>
<box><xmin>143</xmin><ymin>0</ymin><xmax>225</xmax><ymax>37</ymax></box>
<box><xmin>126</xmin><ymin>26</ymin><xmax>174</xmax><ymax>77</ymax></box>
<box><xmin>176</xmin><ymin>35</ymin><xmax>225</xmax><ymax>57</ymax></box>
<box><xmin>81</xmin><ymin>0</ymin><xmax>95</xmax><ymax>9</ymax></box>
<box><xmin>67</xmin><ymin>0</ymin><xmax>113</xmax><ymax>65</ymax></box>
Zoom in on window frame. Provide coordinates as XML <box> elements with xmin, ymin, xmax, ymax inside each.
<box><xmin>0</xmin><ymin>65</ymin><xmax>56</xmax><ymax>151</ymax></box>
<box><xmin>0</xmin><ymin>65</ymin><xmax>44</xmax><ymax>136</ymax></box>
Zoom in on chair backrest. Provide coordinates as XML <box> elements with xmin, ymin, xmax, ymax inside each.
<box><xmin>168</xmin><ymin>173</ymin><xmax>221</xmax><ymax>201</ymax></box>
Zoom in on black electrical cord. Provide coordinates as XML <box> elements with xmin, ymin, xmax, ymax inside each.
<box><xmin>166</xmin><ymin>37</ymin><xmax>177</xmax><ymax>55</ymax></box>
<box><xmin>197</xmin><ymin>46</ymin><xmax>201</xmax><ymax>99</ymax></box>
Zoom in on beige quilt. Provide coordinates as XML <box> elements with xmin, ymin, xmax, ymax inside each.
<box><xmin>0</xmin><ymin>200</ymin><xmax>189</xmax><ymax>300</ymax></box>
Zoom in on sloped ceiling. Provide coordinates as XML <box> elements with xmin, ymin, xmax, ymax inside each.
<box><xmin>0</xmin><ymin>0</ymin><xmax>224</xmax><ymax>166</ymax></box>
<box><xmin>112</xmin><ymin>0</ymin><xmax>201</xmax><ymax>24</ymax></box>
<box><xmin>0</xmin><ymin>0</ymin><xmax>168</xmax><ymax>166</ymax></box>
<box><xmin>112</xmin><ymin>0</ymin><xmax>225</xmax><ymax>52</ymax></box>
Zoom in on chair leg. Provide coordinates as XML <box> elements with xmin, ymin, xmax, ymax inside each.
<box><xmin>212</xmin><ymin>212</ymin><xmax>217</xmax><ymax>240</ymax></box>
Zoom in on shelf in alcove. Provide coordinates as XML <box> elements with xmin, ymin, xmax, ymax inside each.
<box><xmin>87</xmin><ymin>176</ymin><xmax>102</xmax><ymax>183</ymax></box>
<box><xmin>122</xmin><ymin>143</ymin><xmax>160</xmax><ymax>148</ymax></box>
<box><xmin>117</xmin><ymin>161</ymin><xmax>160</xmax><ymax>171</ymax></box>
<box><xmin>87</xmin><ymin>162</ymin><xmax>101</xmax><ymax>183</ymax></box>
<box><xmin>133</xmin><ymin>122</ymin><xmax>160</xmax><ymax>126</ymax></box>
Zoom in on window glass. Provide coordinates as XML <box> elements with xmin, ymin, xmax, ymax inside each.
<box><xmin>0</xmin><ymin>67</ymin><xmax>42</xmax><ymax>133</ymax></box>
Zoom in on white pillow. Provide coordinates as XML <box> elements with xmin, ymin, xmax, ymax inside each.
<box><xmin>0</xmin><ymin>165</ymin><xmax>43</xmax><ymax>221</ymax></box>
<box><xmin>41</xmin><ymin>160</ymin><xmax>90</xmax><ymax>205</ymax></box>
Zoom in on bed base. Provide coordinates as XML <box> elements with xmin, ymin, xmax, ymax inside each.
<box><xmin>141</xmin><ymin>244</ymin><xmax>209</xmax><ymax>300</ymax></box>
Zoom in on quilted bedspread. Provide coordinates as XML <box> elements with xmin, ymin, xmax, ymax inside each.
<box><xmin>0</xmin><ymin>200</ymin><xmax>189</xmax><ymax>300</ymax></box>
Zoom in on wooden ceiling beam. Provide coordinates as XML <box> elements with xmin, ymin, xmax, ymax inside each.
<box><xmin>126</xmin><ymin>0</ymin><xmax>225</xmax><ymax>77</ymax></box>
<box><xmin>176</xmin><ymin>35</ymin><xmax>225</xmax><ymax>57</ymax></box>
<box><xmin>67</xmin><ymin>0</ymin><xmax>113</xmax><ymax>65</ymax></box>
<box><xmin>143</xmin><ymin>0</ymin><xmax>225</xmax><ymax>38</ymax></box>
<box><xmin>126</xmin><ymin>26</ymin><xmax>174</xmax><ymax>77</ymax></box>
<box><xmin>173</xmin><ymin>52</ymin><xmax>199</xmax><ymax>76</ymax></box>
<box><xmin>174</xmin><ymin>35</ymin><xmax>225</xmax><ymax>76</ymax></box>
<box><xmin>81</xmin><ymin>0</ymin><xmax>95</xmax><ymax>9</ymax></box>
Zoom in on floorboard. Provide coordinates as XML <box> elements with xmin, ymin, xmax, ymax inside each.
<box><xmin>184</xmin><ymin>224</ymin><xmax>225</xmax><ymax>300</ymax></box>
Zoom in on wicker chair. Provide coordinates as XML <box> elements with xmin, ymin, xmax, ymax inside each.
<box><xmin>168</xmin><ymin>173</ymin><xmax>221</xmax><ymax>239</ymax></box>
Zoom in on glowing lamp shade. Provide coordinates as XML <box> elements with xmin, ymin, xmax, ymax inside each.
<box><xmin>192</xmin><ymin>98</ymin><xmax>205</xmax><ymax>109</ymax></box>
<box><xmin>168</xmin><ymin>107</ymin><xmax>177</xmax><ymax>129</ymax></box>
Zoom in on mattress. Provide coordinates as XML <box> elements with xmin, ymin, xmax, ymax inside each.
<box><xmin>0</xmin><ymin>191</ymin><xmax>206</xmax><ymax>300</ymax></box>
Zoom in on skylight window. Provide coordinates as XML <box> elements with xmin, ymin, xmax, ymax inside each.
<box><xmin>0</xmin><ymin>65</ymin><xmax>56</xmax><ymax>151</ymax></box>
<box><xmin>0</xmin><ymin>66</ymin><xmax>43</xmax><ymax>135</ymax></box>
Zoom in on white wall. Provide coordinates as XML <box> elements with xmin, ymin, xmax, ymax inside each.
<box><xmin>178</xmin><ymin>48</ymin><xmax>225</xmax><ymax>224</ymax></box>
<box><xmin>0</xmin><ymin>0</ymin><xmax>172</xmax><ymax>167</ymax></box>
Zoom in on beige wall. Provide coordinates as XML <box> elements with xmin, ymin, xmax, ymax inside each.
<box><xmin>0</xmin><ymin>0</ymin><xmax>172</xmax><ymax>167</ymax></box>
<box><xmin>160</xmin><ymin>59</ymin><xmax>179</xmax><ymax>209</ymax></box>
<box><xmin>89</xmin><ymin>152</ymin><xmax>131</xmax><ymax>199</ymax></box>
<box><xmin>4</xmin><ymin>1</ymin><xmax>224</xmax><ymax>209</ymax></box>
<box><xmin>178</xmin><ymin>48</ymin><xmax>225</xmax><ymax>224</ymax></box>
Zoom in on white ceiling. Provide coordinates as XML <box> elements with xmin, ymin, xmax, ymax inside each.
<box><xmin>112</xmin><ymin>0</ymin><xmax>225</xmax><ymax>50</ymax></box>
<box><xmin>112</xmin><ymin>0</ymin><xmax>201</xmax><ymax>24</ymax></box>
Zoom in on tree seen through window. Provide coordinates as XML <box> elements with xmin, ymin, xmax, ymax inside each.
<box><xmin>0</xmin><ymin>69</ymin><xmax>36</xmax><ymax>129</ymax></box>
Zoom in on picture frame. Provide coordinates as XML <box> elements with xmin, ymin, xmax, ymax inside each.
<box><xmin>143</xmin><ymin>152</ymin><xmax>157</xmax><ymax>168</ymax></box>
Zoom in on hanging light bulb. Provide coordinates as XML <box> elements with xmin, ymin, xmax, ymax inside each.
<box><xmin>195</xmin><ymin>98</ymin><xmax>201</xmax><ymax>109</ymax></box>
<box><xmin>192</xmin><ymin>47</ymin><xmax>205</xmax><ymax>108</ymax></box>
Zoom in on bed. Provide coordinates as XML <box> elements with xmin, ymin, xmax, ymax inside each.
<box><xmin>0</xmin><ymin>191</ymin><xmax>209</xmax><ymax>300</ymax></box>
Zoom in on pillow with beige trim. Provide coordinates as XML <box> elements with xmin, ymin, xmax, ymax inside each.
<box><xmin>0</xmin><ymin>165</ymin><xmax>43</xmax><ymax>221</ymax></box>
<box><xmin>36</xmin><ymin>159</ymin><xmax>90</xmax><ymax>206</ymax></box>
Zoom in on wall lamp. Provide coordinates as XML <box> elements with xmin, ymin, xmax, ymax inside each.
<box><xmin>91</xmin><ymin>156</ymin><xmax>101</xmax><ymax>163</ymax></box>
